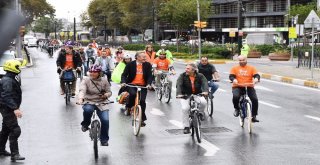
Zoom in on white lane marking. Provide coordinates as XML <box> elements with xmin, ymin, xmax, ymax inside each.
<box><xmin>255</xmin><ymin>85</ymin><xmax>274</xmax><ymax>92</ymax></box>
<box><xmin>150</xmin><ymin>108</ymin><xmax>165</xmax><ymax>116</ymax></box>
<box><xmin>259</xmin><ymin>101</ymin><xmax>281</xmax><ymax>109</ymax></box>
<box><xmin>262</xmin><ymin>79</ymin><xmax>320</xmax><ymax>93</ymax></box>
<box><xmin>198</xmin><ymin>139</ymin><xmax>220</xmax><ymax>157</ymax></box>
<box><xmin>169</xmin><ymin>120</ymin><xmax>183</xmax><ymax>128</ymax></box>
<box><xmin>217</xmin><ymin>88</ymin><xmax>227</xmax><ymax>92</ymax></box>
<box><xmin>305</xmin><ymin>115</ymin><xmax>320</xmax><ymax>122</ymax></box>
<box><xmin>223</xmin><ymin>71</ymin><xmax>229</xmax><ymax>74</ymax></box>
<box><xmin>169</xmin><ymin>120</ymin><xmax>220</xmax><ymax>157</ymax></box>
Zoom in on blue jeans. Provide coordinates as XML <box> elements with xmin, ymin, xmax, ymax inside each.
<box><xmin>208</xmin><ymin>80</ymin><xmax>219</xmax><ymax>95</ymax></box>
<box><xmin>81</xmin><ymin>104</ymin><xmax>109</xmax><ymax>142</ymax></box>
<box><xmin>83</xmin><ymin>62</ymin><xmax>88</xmax><ymax>76</ymax></box>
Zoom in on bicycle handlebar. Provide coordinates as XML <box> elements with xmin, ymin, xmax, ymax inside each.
<box><xmin>176</xmin><ymin>93</ymin><xmax>205</xmax><ymax>99</ymax></box>
<box><xmin>76</xmin><ymin>100</ymin><xmax>114</xmax><ymax>105</ymax></box>
<box><xmin>124</xmin><ymin>84</ymin><xmax>148</xmax><ymax>89</ymax></box>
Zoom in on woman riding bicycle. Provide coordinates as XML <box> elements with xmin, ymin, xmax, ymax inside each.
<box><xmin>78</xmin><ymin>64</ymin><xmax>112</xmax><ymax>146</ymax></box>
<box><xmin>176</xmin><ymin>63</ymin><xmax>208</xmax><ymax>134</ymax></box>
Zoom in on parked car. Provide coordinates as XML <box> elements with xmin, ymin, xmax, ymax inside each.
<box><xmin>0</xmin><ymin>50</ymin><xmax>23</xmax><ymax>84</ymax></box>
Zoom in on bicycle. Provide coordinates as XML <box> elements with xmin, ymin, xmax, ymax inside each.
<box><xmin>61</xmin><ymin>69</ymin><xmax>75</xmax><ymax>105</ymax></box>
<box><xmin>178</xmin><ymin>94</ymin><xmax>204</xmax><ymax>143</ymax></box>
<box><xmin>237</xmin><ymin>83</ymin><xmax>254</xmax><ymax>134</ymax></box>
<box><xmin>155</xmin><ymin>71</ymin><xmax>172</xmax><ymax>103</ymax></box>
<box><xmin>124</xmin><ymin>84</ymin><xmax>148</xmax><ymax>136</ymax></box>
<box><xmin>206</xmin><ymin>80</ymin><xmax>218</xmax><ymax>117</ymax></box>
<box><xmin>77</xmin><ymin>100</ymin><xmax>114</xmax><ymax>159</ymax></box>
<box><xmin>77</xmin><ymin>65</ymin><xmax>84</xmax><ymax>81</ymax></box>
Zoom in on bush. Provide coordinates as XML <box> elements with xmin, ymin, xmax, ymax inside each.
<box><xmin>255</xmin><ymin>44</ymin><xmax>283</xmax><ymax>56</ymax></box>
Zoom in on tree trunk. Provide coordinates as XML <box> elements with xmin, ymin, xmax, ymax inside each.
<box><xmin>112</xmin><ymin>28</ymin><xmax>116</xmax><ymax>42</ymax></box>
<box><xmin>127</xmin><ymin>30</ymin><xmax>132</xmax><ymax>43</ymax></box>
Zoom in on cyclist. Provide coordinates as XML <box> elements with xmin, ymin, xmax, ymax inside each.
<box><xmin>153</xmin><ymin>50</ymin><xmax>175</xmax><ymax>90</ymax></box>
<box><xmin>97</xmin><ymin>45</ymin><xmax>103</xmax><ymax>57</ymax></box>
<box><xmin>95</xmin><ymin>48</ymin><xmax>115</xmax><ymax>83</ymax></box>
<box><xmin>176</xmin><ymin>63</ymin><xmax>208</xmax><ymax>134</ymax></box>
<box><xmin>56</xmin><ymin>45</ymin><xmax>82</xmax><ymax>95</ymax></box>
<box><xmin>111</xmin><ymin>54</ymin><xmax>132</xmax><ymax>84</ymax></box>
<box><xmin>78</xmin><ymin>65</ymin><xmax>112</xmax><ymax>146</ymax></box>
<box><xmin>145</xmin><ymin>44</ymin><xmax>156</xmax><ymax>64</ymax></box>
<box><xmin>0</xmin><ymin>60</ymin><xmax>25</xmax><ymax>161</ymax></box>
<box><xmin>197</xmin><ymin>56</ymin><xmax>220</xmax><ymax>97</ymax></box>
<box><xmin>229</xmin><ymin>55</ymin><xmax>260</xmax><ymax>122</ymax></box>
<box><xmin>84</xmin><ymin>44</ymin><xmax>97</xmax><ymax>76</ymax></box>
<box><xmin>92</xmin><ymin>40</ymin><xmax>98</xmax><ymax>49</ymax></box>
<box><xmin>121</xmin><ymin>52</ymin><xmax>153</xmax><ymax>126</ymax></box>
<box><xmin>156</xmin><ymin>44</ymin><xmax>173</xmax><ymax>63</ymax></box>
<box><xmin>115</xmin><ymin>46</ymin><xmax>124</xmax><ymax>66</ymax></box>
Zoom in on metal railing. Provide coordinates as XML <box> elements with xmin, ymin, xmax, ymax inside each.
<box><xmin>297</xmin><ymin>50</ymin><xmax>320</xmax><ymax>69</ymax></box>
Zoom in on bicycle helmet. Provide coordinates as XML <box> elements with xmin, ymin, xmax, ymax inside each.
<box><xmin>123</xmin><ymin>54</ymin><xmax>131</xmax><ymax>59</ymax></box>
<box><xmin>88</xmin><ymin>64</ymin><xmax>102</xmax><ymax>72</ymax></box>
<box><xmin>118</xmin><ymin>46</ymin><xmax>123</xmax><ymax>50</ymax></box>
<box><xmin>160</xmin><ymin>43</ymin><xmax>166</xmax><ymax>47</ymax></box>
<box><xmin>159</xmin><ymin>49</ymin><xmax>166</xmax><ymax>55</ymax></box>
<box><xmin>3</xmin><ymin>59</ymin><xmax>22</xmax><ymax>74</ymax></box>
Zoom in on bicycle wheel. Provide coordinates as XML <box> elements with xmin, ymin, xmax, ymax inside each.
<box><xmin>239</xmin><ymin>107</ymin><xmax>244</xmax><ymax>127</ymax></box>
<box><xmin>65</xmin><ymin>83</ymin><xmax>69</xmax><ymax>105</ymax></box>
<box><xmin>132</xmin><ymin>105</ymin><xmax>142</xmax><ymax>136</ymax></box>
<box><xmin>91</xmin><ymin>121</ymin><xmax>100</xmax><ymax>159</ymax></box>
<box><xmin>193</xmin><ymin>112</ymin><xmax>202</xmax><ymax>143</ymax></box>
<box><xmin>163</xmin><ymin>84</ymin><xmax>171</xmax><ymax>103</ymax></box>
<box><xmin>206</xmin><ymin>96</ymin><xmax>214</xmax><ymax>117</ymax></box>
<box><xmin>156</xmin><ymin>86</ymin><xmax>162</xmax><ymax>101</ymax></box>
<box><xmin>246</xmin><ymin>102</ymin><xmax>253</xmax><ymax>133</ymax></box>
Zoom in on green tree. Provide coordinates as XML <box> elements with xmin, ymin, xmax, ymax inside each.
<box><xmin>289</xmin><ymin>1</ymin><xmax>319</xmax><ymax>24</ymax></box>
<box><xmin>21</xmin><ymin>0</ymin><xmax>55</xmax><ymax>25</ymax></box>
<box><xmin>32</xmin><ymin>17</ymin><xmax>63</xmax><ymax>38</ymax></box>
<box><xmin>80</xmin><ymin>11</ymin><xmax>93</xmax><ymax>29</ymax></box>
<box><xmin>118</xmin><ymin>0</ymin><xmax>154</xmax><ymax>42</ymax></box>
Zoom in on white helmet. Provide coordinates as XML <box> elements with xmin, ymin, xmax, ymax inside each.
<box><xmin>161</xmin><ymin>43</ymin><xmax>166</xmax><ymax>47</ymax></box>
<box><xmin>123</xmin><ymin>54</ymin><xmax>131</xmax><ymax>59</ymax></box>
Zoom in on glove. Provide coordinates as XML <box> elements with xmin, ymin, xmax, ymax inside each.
<box><xmin>253</xmin><ymin>78</ymin><xmax>259</xmax><ymax>84</ymax></box>
<box><xmin>233</xmin><ymin>79</ymin><xmax>238</xmax><ymax>84</ymax></box>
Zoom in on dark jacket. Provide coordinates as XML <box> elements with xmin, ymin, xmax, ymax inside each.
<box><xmin>197</xmin><ymin>63</ymin><xmax>217</xmax><ymax>81</ymax></box>
<box><xmin>121</xmin><ymin>60</ymin><xmax>153</xmax><ymax>86</ymax></box>
<box><xmin>56</xmin><ymin>50</ymin><xmax>82</xmax><ymax>69</ymax></box>
<box><xmin>0</xmin><ymin>72</ymin><xmax>22</xmax><ymax>110</ymax></box>
<box><xmin>176</xmin><ymin>72</ymin><xmax>208</xmax><ymax>96</ymax></box>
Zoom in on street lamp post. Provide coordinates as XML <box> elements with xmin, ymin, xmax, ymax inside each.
<box><xmin>237</xmin><ymin>0</ymin><xmax>243</xmax><ymax>55</ymax></box>
<box><xmin>196</xmin><ymin>0</ymin><xmax>201</xmax><ymax>60</ymax></box>
<box><xmin>54</xmin><ymin>21</ymin><xmax>57</xmax><ymax>39</ymax></box>
<box><xmin>73</xmin><ymin>17</ymin><xmax>76</xmax><ymax>41</ymax></box>
<box><xmin>104</xmin><ymin>16</ymin><xmax>107</xmax><ymax>42</ymax></box>
<box><xmin>15</xmin><ymin>0</ymin><xmax>22</xmax><ymax>58</ymax></box>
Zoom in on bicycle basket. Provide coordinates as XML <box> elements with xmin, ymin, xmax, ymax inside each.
<box><xmin>118</xmin><ymin>91</ymin><xmax>129</xmax><ymax>104</ymax></box>
<box><xmin>62</xmin><ymin>70</ymin><xmax>75</xmax><ymax>82</ymax></box>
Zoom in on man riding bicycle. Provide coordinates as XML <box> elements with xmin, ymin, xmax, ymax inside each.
<box><xmin>176</xmin><ymin>63</ymin><xmax>208</xmax><ymax>134</ymax></box>
<box><xmin>152</xmin><ymin>50</ymin><xmax>175</xmax><ymax>90</ymax></box>
<box><xmin>78</xmin><ymin>65</ymin><xmax>112</xmax><ymax>146</ymax></box>
<box><xmin>197</xmin><ymin>56</ymin><xmax>220</xmax><ymax>97</ymax></box>
<box><xmin>95</xmin><ymin>48</ymin><xmax>115</xmax><ymax>83</ymax></box>
<box><xmin>121</xmin><ymin>52</ymin><xmax>153</xmax><ymax>127</ymax></box>
<box><xmin>84</xmin><ymin>44</ymin><xmax>97</xmax><ymax>76</ymax></box>
<box><xmin>156</xmin><ymin>44</ymin><xmax>173</xmax><ymax>63</ymax></box>
<box><xmin>229</xmin><ymin>55</ymin><xmax>260</xmax><ymax>122</ymax></box>
<box><xmin>56</xmin><ymin>45</ymin><xmax>82</xmax><ymax>96</ymax></box>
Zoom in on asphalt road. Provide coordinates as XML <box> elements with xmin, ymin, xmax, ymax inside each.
<box><xmin>0</xmin><ymin>48</ymin><xmax>319</xmax><ymax>165</ymax></box>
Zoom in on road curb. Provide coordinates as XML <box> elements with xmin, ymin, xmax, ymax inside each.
<box><xmin>174</xmin><ymin>58</ymin><xmax>232</xmax><ymax>64</ymax></box>
<box><xmin>260</xmin><ymin>72</ymin><xmax>320</xmax><ymax>89</ymax></box>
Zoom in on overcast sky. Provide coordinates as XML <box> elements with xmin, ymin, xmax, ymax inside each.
<box><xmin>46</xmin><ymin>0</ymin><xmax>91</xmax><ymax>20</ymax></box>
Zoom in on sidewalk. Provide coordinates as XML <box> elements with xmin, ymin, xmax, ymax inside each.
<box><xmin>175</xmin><ymin>56</ymin><xmax>320</xmax><ymax>89</ymax></box>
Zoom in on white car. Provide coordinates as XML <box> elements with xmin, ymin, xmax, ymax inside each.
<box><xmin>27</xmin><ymin>38</ymin><xmax>38</xmax><ymax>47</ymax></box>
<box><xmin>0</xmin><ymin>50</ymin><xmax>22</xmax><ymax>84</ymax></box>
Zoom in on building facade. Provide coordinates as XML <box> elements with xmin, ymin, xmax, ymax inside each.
<box><xmin>203</xmin><ymin>0</ymin><xmax>312</xmax><ymax>44</ymax></box>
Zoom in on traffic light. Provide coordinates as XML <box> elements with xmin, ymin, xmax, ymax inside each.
<box><xmin>19</xmin><ymin>26</ymin><xmax>25</xmax><ymax>37</ymax></box>
<box><xmin>194</xmin><ymin>21</ymin><xmax>200</xmax><ymax>28</ymax></box>
<box><xmin>200</xmin><ymin>21</ymin><xmax>207</xmax><ymax>28</ymax></box>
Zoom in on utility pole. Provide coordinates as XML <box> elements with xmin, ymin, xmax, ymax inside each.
<box><xmin>196</xmin><ymin>0</ymin><xmax>201</xmax><ymax>60</ymax></box>
<box><xmin>15</xmin><ymin>0</ymin><xmax>22</xmax><ymax>58</ymax></box>
<box><xmin>152</xmin><ymin>0</ymin><xmax>155</xmax><ymax>44</ymax></box>
<box><xmin>54</xmin><ymin>21</ymin><xmax>57</xmax><ymax>39</ymax></box>
<box><xmin>104</xmin><ymin>16</ymin><xmax>107</xmax><ymax>42</ymax></box>
<box><xmin>73</xmin><ymin>17</ymin><xmax>76</xmax><ymax>41</ymax></box>
<box><xmin>237</xmin><ymin>0</ymin><xmax>242</xmax><ymax>55</ymax></box>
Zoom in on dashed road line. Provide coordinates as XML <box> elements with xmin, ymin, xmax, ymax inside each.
<box><xmin>255</xmin><ymin>85</ymin><xmax>274</xmax><ymax>92</ymax></box>
<box><xmin>198</xmin><ymin>139</ymin><xmax>220</xmax><ymax>157</ymax></box>
<box><xmin>259</xmin><ymin>101</ymin><xmax>281</xmax><ymax>109</ymax></box>
<box><xmin>150</xmin><ymin>108</ymin><xmax>165</xmax><ymax>116</ymax></box>
<box><xmin>305</xmin><ymin>115</ymin><xmax>320</xmax><ymax>122</ymax></box>
<box><xmin>169</xmin><ymin>120</ymin><xmax>183</xmax><ymax>128</ymax></box>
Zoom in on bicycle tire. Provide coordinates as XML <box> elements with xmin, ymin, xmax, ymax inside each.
<box><xmin>193</xmin><ymin>112</ymin><xmax>202</xmax><ymax>143</ymax></box>
<box><xmin>156</xmin><ymin>86</ymin><xmax>162</xmax><ymax>101</ymax></box>
<box><xmin>163</xmin><ymin>85</ymin><xmax>171</xmax><ymax>103</ymax></box>
<box><xmin>91</xmin><ymin>121</ymin><xmax>99</xmax><ymax>159</ymax></box>
<box><xmin>206</xmin><ymin>96</ymin><xmax>214</xmax><ymax>117</ymax></box>
<box><xmin>65</xmin><ymin>83</ymin><xmax>69</xmax><ymax>105</ymax></box>
<box><xmin>246</xmin><ymin>102</ymin><xmax>253</xmax><ymax>133</ymax></box>
<box><xmin>132</xmin><ymin>105</ymin><xmax>142</xmax><ymax>136</ymax></box>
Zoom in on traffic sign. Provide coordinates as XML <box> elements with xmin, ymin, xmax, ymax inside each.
<box><xmin>304</xmin><ymin>10</ymin><xmax>320</xmax><ymax>28</ymax></box>
<box><xmin>289</xmin><ymin>27</ymin><xmax>297</xmax><ymax>39</ymax></box>
<box><xmin>229</xmin><ymin>31</ymin><xmax>235</xmax><ymax>37</ymax></box>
